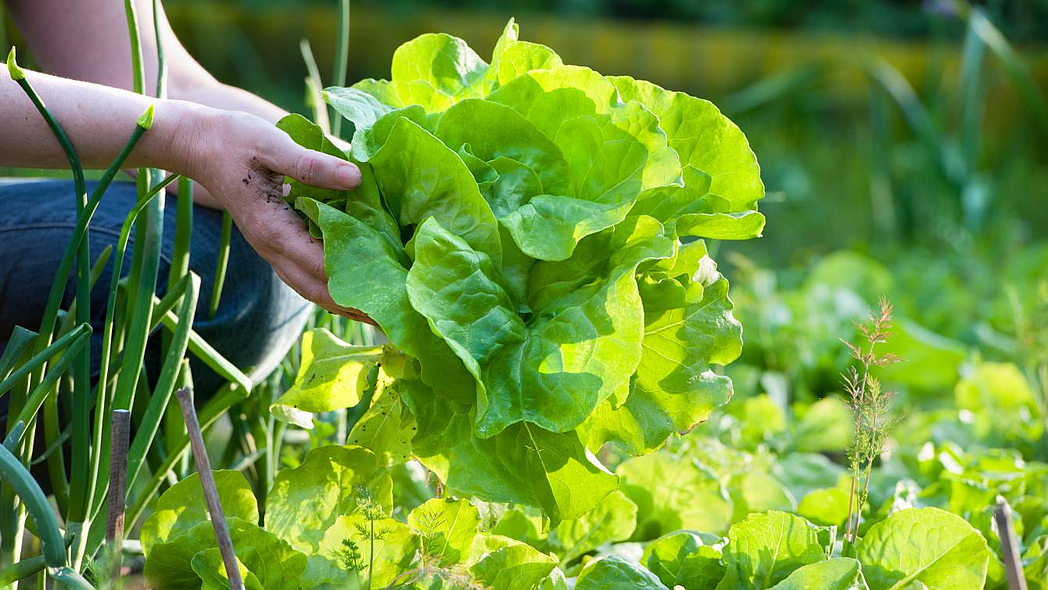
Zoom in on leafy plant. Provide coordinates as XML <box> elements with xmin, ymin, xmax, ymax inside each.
<box><xmin>273</xmin><ymin>18</ymin><xmax>765</xmax><ymax>522</ymax></box>
<box><xmin>138</xmin><ymin>449</ymin><xmax>569</xmax><ymax>590</ymax></box>
<box><xmin>855</xmin><ymin>507</ymin><xmax>992</xmax><ymax>590</ymax></box>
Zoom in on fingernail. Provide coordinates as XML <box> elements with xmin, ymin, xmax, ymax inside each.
<box><xmin>336</xmin><ymin>163</ymin><xmax>360</xmax><ymax>188</ymax></box>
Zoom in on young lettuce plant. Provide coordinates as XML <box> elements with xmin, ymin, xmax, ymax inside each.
<box><xmin>138</xmin><ymin>449</ymin><xmax>569</xmax><ymax>589</ymax></box>
<box><xmin>273</xmin><ymin>19</ymin><xmax>765</xmax><ymax>522</ymax></box>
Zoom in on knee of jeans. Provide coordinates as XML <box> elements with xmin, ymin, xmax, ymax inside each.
<box><xmin>189</xmin><ymin>234</ymin><xmax>311</xmax><ymax>392</ymax></box>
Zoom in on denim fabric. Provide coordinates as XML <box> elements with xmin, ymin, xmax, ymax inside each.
<box><xmin>0</xmin><ymin>178</ymin><xmax>311</xmax><ymax>398</ymax></box>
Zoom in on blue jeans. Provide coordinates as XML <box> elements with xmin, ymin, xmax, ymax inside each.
<box><xmin>0</xmin><ymin>179</ymin><xmax>311</xmax><ymax>398</ymax></box>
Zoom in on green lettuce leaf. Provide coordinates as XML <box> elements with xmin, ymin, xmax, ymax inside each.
<box><xmin>144</xmin><ymin>519</ymin><xmax>307</xmax><ymax>590</ymax></box>
<box><xmin>350</xmin><ymin>104</ymin><xmax>431</xmax><ymax>162</ymax></box>
<box><xmin>140</xmin><ymin>470</ymin><xmax>258</xmax><ymax>556</ymax></box>
<box><xmin>641</xmin><ymin>530</ymin><xmax>727</xmax><ymax>590</ymax></box>
<box><xmin>434</xmin><ymin>98</ymin><xmax>571</xmax><ymax>200</ymax></box>
<box><xmin>365</xmin><ymin>117</ymin><xmax>503</xmax><ymax>262</ymax></box>
<box><xmin>717</xmin><ymin>511</ymin><xmax>826</xmax><ymax>589</ymax></box>
<box><xmin>391</xmin><ymin>32</ymin><xmax>488</xmax><ymax>111</ymax></box>
<box><xmin>349</xmin><ymin>78</ymin><xmax>402</xmax><ymax>108</ymax></box>
<box><xmin>346</xmin><ymin>368</ymin><xmax>418</xmax><ymax>467</ymax></box>
<box><xmin>1024</xmin><ymin>534</ymin><xmax>1047</xmax><ymax>590</ymax></box>
<box><xmin>954</xmin><ymin>361</ymin><xmax>1043</xmax><ymax>443</ymax></box>
<box><xmin>729</xmin><ymin>471</ymin><xmax>797</xmax><ymax>521</ymax></box>
<box><xmin>406</xmin><ymin>216</ymin><xmax>658</xmax><ymax>437</ymax></box>
<box><xmin>527</xmin><ymin>214</ymin><xmax>675</xmax><ymax>312</ymax></box>
<box><xmin>324</xmin><ymin>86</ymin><xmax>395</xmax><ymax>138</ymax></box>
<box><xmin>635</xmin><ymin>241</ymin><xmax>742</xmax><ymax>407</ymax></box>
<box><xmin>487</xmin><ymin>66</ymin><xmax>680</xmax><ymax>260</ymax></box>
<box><xmin>619</xmin><ymin>452</ymin><xmax>733</xmax><ymax>539</ymax></box>
<box><xmin>768</xmin><ymin>558</ymin><xmax>867</xmax><ymax>590</ymax></box>
<box><xmin>265</xmin><ymin>445</ymin><xmax>392</xmax><ymax>562</ymax></box>
<box><xmin>405</xmin><ymin>217</ymin><xmax>526</xmax><ymax>382</ymax></box>
<box><xmin>402</xmin><ymin>379</ymin><xmax>617</xmax><ymax>523</ymax></box>
<box><xmin>484</xmin><ymin>19</ymin><xmax>564</xmax><ymax>94</ymax></box>
<box><xmin>297</xmin><ymin>198</ymin><xmax>476</xmax><ymax>404</ymax></box>
<box><xmin>311</xmin><ymin>515</ymin><xmax>419</xmax><ymax>589</ymax></box>
<box><xmin>855</xmin><ymin>507</ymin><xmax>991</xmax><ymax>590</ymax></box>
<box><xmin>539</xmin><ymin>567</ymin><xmax>570</xmax><ymax>590</ymax></box>
<box><xmin>775</xmin><ymin>453</ymin><xmax>848</xmax><ymax>501</ymax></box>
<box><xmin>191</xmin><ymin>550</ymin><xmax>265</xmax><ymax>590</ymax></box>
<box><xmin>676</xmin><ymin>210</ymin><xmax>767</xmax><ymax>240</ymax></box>
<box><xmin>575</xmin><ymin>555</ymin><xmax>670</xmax><ymax>590</ymax></box>
<box><xmin>470</xmin><ymin>541</ymin><xmax>558</xmax><ymax>590</ymax></box>
<box><xmin>796</xmin><ymin>486</ymin><xmax>851</xmax><ymax>528</ymax></box>
<box><xmin>608</xmin><ymin>75</ymin><xmax>764</xmax><ymax>231</ymax></box>
<box><xmin>546</xmin><ymin>489</ymin><xmax>638</xmax><ymax>564</ymax></box>
<box><xmin>270</xmin><ymin>329</ymin><xmax>384</xmax><ymax>428</ymax></box>
<box><xmin>585</xmin><ymin>240</ymin><xmax>742</xmax><ymax>454</ymax></box>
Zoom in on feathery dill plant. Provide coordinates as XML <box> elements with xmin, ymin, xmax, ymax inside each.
<box><xmin>333</xmin><ymin>537</ymin><xmax>365</xmax><ymax>573</ymax></box>
<box><xmin>332</xmin><ymin>485</ymin><xmax>389</xmax><ymax>590</ymax></box>
<box><xmin>841</xmin><ymin>296</ymin><xmax>902</xmax><ymax>541</ymax></box>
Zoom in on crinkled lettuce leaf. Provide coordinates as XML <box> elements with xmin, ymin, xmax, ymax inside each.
<box><xmin>768</xmin><ymin>558</ymin><xmax>867</xmax><ymax>590</ymax></box>
<box><xmin>269</xmin><ymin>329</ymin><xmax>384</xmax><ymax>428</ymax></box>
<box><xmin>484</xmin><ymin>19</ymin><xmax>564</xmax><ymax>94</ymax></box>
<box><xmin>402</xmin><ymin>377</ymin><xmax>617</xmax><ymax>523</ymax></box>
<box><xmin>642</xmin><ymin>530</ymin><xmax>727</xmax><ymax>590</ymax></box>
<box><xmin>391</xmin><ymin>32</ymin><xmax>488</xmax><ymax>111</ymax></box>
<box><xmin>717</xmin><ymin>511</ymin><xmax>828</xmax><ymax>590</ymax></box>
<box><xmin>297</xmin><ymin>198</ymin><xmax>476</xmax><ymax>403</ymax></box>
<box><xmin>487</xmin><ymin>66</ymin><xmax>681</xmax><ymax>260</ymax></box>
<box><xmin>609</xmin><ymin>75</ymin><xmax>765</xmax><ymax>240</ymax></box>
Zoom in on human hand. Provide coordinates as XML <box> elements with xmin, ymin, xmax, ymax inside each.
<box><xmin>177</xmin><ymin>108</ymin><xmax>373</xmax><ymax>323</ymax></box>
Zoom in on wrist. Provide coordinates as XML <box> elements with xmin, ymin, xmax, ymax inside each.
<box><xmin>133</xmin><ymin>99</ymin><xmax>228</xmax><ymax>185</ymax></box>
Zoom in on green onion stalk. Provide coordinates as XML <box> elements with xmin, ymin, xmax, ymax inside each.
<box><xmin>73</xmin><ymin>0</ymin><xmax>167</xmax><ymax>568</ymax></box>
<box><xmin>4</xmin><ymin>47</ymin><xmax>152</xmax><ymax>581</ymax></box>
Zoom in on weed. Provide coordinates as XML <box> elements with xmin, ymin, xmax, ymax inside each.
<box><xmin>841</xmin><ymin>296</ymin><xmax>902</xmax><ymax>541</ymax></box>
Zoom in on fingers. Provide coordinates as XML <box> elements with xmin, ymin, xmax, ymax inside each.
<box><xmin>271</xmin><ymin>258</ymin><xmax>339</xmax><ymax>310</ymax></box>
<box><xmin>239</xmin><ymin>197</ymin><xmax>328</xmax><ymax>284</ymax></box>
<box><xmin>263</xmin><ymin>134</ymin><xmax>361</xmax><ymax>191</ymax></box>
<box><xmin>271</xmin><ymin>258</ymin><xmax>376</xmax><ymax>324</ymax></box>
<box><xmin>237</xmin><ymin>199</ymin><xmax>377</xmax><ymax>324</ymax></box>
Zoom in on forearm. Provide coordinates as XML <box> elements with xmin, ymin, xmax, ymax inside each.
<box><xmin>167</xmin><ymin>74</ymin><xmax>287</xmax><ymax>125</ymax></box>
<box><xmin>0</xmin><ymin>66</ymin><xmax>211</xmax><ymax>177</ymax></box>
<box><xmin>9</xmin><ymin>0</ymin><xmax>287</xmax><ymax>126</ymax></box>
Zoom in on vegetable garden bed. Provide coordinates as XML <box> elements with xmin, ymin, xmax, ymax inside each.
<box><xmin>1</xmin><ymin>6</ymin><xmax>1045</xmax><ymax>590</ymax></box>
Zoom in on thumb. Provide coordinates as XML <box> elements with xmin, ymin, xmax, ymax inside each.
<box><xmin>267</xmin><ymin>136</ymin><xmax>361</xmax><ymax>190</ymax></box>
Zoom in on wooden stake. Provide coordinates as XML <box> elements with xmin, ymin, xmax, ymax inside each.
<box><xmin>994</xmin><ymin>497</ymin><xmax>1028</xmax><ymax>590</ymax></box>
<box><xmin>176</xmin><ymin>387</ymin><xmax>245</xmax><ymax>590</ymax></box>
<box><xmin>105</xmin><ymin>409</ymin><xmax>132</xmax><ymax>579</ymax></box>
